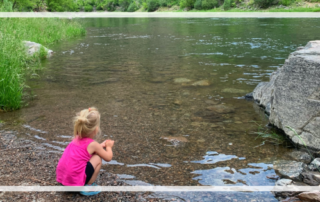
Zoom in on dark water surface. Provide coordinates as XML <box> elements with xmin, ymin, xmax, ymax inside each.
<box><xmin>2</xmin><ymin>18</ymin><xmax>320</xmax><ymax>201</ymax></box>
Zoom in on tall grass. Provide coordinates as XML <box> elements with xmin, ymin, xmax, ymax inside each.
<box><xmin>0</xmin><ymin>18</ymin><xmax>86</xmax><ymax>110</ymax></box>
<box><xmin>252</xmin><ymin>121</ymin><xmax>287</xmax><ymax>145</ymax></box>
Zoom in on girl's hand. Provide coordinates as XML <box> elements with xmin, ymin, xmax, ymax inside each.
<box><xmin>100</xmin><ymin>140</ymin><xmax>107</xmax><ymax>148</ymax></box>
<box><xmin>105</xmin><ymin>140</ymin><xmax>114</xmax><ymax>148</ymax></box>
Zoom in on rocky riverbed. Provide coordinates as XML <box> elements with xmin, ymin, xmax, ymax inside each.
<box><xmin>0</xmin><ymin>130</ymin><xmax>171</xmax><ymax>202</ymax></box>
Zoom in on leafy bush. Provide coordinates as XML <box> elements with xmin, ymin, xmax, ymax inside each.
<box><xmin>47</xmin><ymin>0</ymin><xmax>80</xmax><ymax>11</ymax></box>
<box><xmin>147</xmin><ymin>0</ymin><xmax>159</xmax><ymax>11</ymax></box>
<box><xmin>159</xmin><ymin>0</ymin><xmax>167</xmax><ymax>6</ymax></box>
<box><xmin>179</xmin><ymin>0</ymin><xmax>187</xmax><ymax>8</ymax></box>
<box><xmin>201</xmin><ymin>0</ymin><xmax>218</xmax><ymax>9</ymax></box>
<box><xmin>0</xmin><ymin>0</ymin><xmax>13</xmax><ymax>11</ymax></box>
<box><xmin>127</xmin><ymin>1</ymin><xmax>139</xmax><ymax>11</ymax></box>
<box><xmin>180</xmin><ymin>0</ymin><xmax>196</xmax><ymax>8</ymax></box>
<box><xmin>119</xmin><ymin>0</ymin><xmax>130</xmax><ymax>10</ymax></box>
<box><xmin>103</xmin><ymin>0</ymin><xmax>117</xmax><ymax>11</ymax></box>
<box><xmin>194</xmin><ymin>0</ymin><xmax>202</xmax><ymax>9</ymax></box>
<box><xmin>84</xmin><ymin>4</ymin><xmax>93</xmax><ymax>11</ymax></box>
<box><xmin>223</xmin><ymin>0</ymin><xmax>231</xmax><ymax>10</ymax></box>
<box><xmin>279</xmin><ymin>0</ymin><xmax>292</xmax><ymax>5</ymax></box>
<box><xmin>167</xmin><ymin>0</ymin><xmax>178</xmax><ymax>6</ymax></box>
<box><xmin>254</xmin><ymin>0</ymin><xmax>273</xmax><ymax>7</ymax></box>
<box><xmin>142</xmin><ymin>2</ymin><xmax>148</xmax><ymax>9</ymax></box>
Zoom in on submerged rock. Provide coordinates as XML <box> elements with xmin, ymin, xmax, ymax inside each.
<box><xmin>173</xmin><ymin>100</ymin><xmax>182</xmax><ymax>105</ymax></box>
<box><xmin>149</xmin><ymin>78</ymin><xmax>166</xmax><ymax>83</ymax></box>
<box><xmin>24</xmin><ymin>41</ymin><xmax>53</xmax><ymax>58</ymax></box>
<box><xmin>192</xmin><ymin>80</ymin><xmax>210</xmax><ymax>86</ymax></box>
<box><xmin>174</xmin><ymin>78</ymin><xmax>191</xmax><ymax>83</ymax></box>
<box><xmin>252</xmin><ymin>40</ymin><xmax>320</xmax><ymax>150</ymax></box>
<box><xmin>297</xmin><ymin>191</ymin><xmax>320</xmax><ymax>202</ymax></box>
<box><xmin>287</xmin><ymin>151</ymin><xmax>312</xmax><ymax>164</ymax></box>
<box><xmin>221</xmin><ymin>88</ymin><xmax>248</xmax><ymax>94</ymax></box>
<box><xmin>205</xmin><ymin>100</ymin><xmax>219</xmax><ymax>105</ymax></box>
<box><xmin>273</xmin><ymin>160</ymin><xmax>306</xmax><ymax>181</ymax></box>
<box><xmin>161</xmin><ymin>136</ymin><xmax>188</xmax><ymax>147</ymax></box>
<box><xmin>206</xmin><ymin>105</ymin><xmax>235</xmax><ymax>114</ymax></box>
<box><xmin>245</xmin><ymin>92</ymin><xmax>254</xmax><ymax>100</ymax></box>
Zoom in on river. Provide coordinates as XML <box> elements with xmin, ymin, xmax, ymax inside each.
<box><xmin>1</xmin><ymin>18</ymin><xmax>320</xmax><ymax>201</ymax></box>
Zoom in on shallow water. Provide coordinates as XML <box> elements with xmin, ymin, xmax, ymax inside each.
<box><xmin>2</xmin><ymin>18</ymin><xmax>320</xmax><ymax>200</ymax></box>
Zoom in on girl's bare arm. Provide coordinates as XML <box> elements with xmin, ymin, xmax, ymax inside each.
<box><xmin>87</xmin><ymin>141</ymin><xmax>113</xmax><ymax>162</ymax></box>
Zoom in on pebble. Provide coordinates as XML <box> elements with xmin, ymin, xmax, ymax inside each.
<box><xmin>173</xmin><ymin>100</ymin><xmax>182</xmax><ymax>105</ymax></box>
<box><xmin>174</xmin><ymin>78</ymin><xmax>191</xmax><ymax>83</ymax></box>
<box><xmin>197</xmin><ymin>138</ymin><xmax>205</xmax><ymax>143</ymax></box>
<box><xmin>192</xmin><ymin>80</ymin><xmax>210</xmax><ymax>86</ymax></box>
<box><xmin>205</xmin><ymin>100</ymin><xmax>219</xmax><ymax>105</ymax></box>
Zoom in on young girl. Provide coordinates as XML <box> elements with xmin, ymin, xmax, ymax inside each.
<box><xmin>56</xmin><ymin>107</ymin><xmax>114</xmax><ymax>195</ymax></box>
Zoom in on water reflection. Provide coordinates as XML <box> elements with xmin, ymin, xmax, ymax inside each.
<box><xmin>193</xmin><ymin>163</ymin><xmax>275</xmax><ymax>186</ymax></box>
<box><xmin>191</xmin><ymin>151</ymin><xmax>238</xmax><ymax>164</ymax></box>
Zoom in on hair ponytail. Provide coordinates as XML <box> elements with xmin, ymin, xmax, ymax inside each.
<box><xmin>73</xmin><ymin>107</ymin><xmax>101</xmax><ymax>138</ymax></box>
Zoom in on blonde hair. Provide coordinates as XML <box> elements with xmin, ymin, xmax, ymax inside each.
<box><xmin>73</xmin><ymin>107</ymin><xmax>101</xmax><ymax>138</ymax></box>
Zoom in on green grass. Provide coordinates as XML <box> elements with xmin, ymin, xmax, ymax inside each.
<box><xmin>0</xmin><ymin>18</ymin><xmax>86</xmax><ymax>110</ymax></box>
<box><xmin>254</xmin><ymin>131</ymin><xmax>286</xmax><ymax>145</ymax></box>
<box><xmin>252</xmin><ymin>121</ymin><xmax>287</xmax><ymax>145</ymax></box>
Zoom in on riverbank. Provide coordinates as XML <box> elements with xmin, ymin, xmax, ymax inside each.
<box><xmin>153</xmin><ymin>1</ymin><xmax>320</xmax><ymax>12</ymax></box>
<box><xmin>0</xmin><ymin>130</ymin><xmax>167</xmax><ymax>201</ymax></box>
<box><xmin>0</xmin><ymin>18</ymin><xmax>86</xmax><ymax>111</ymax></box>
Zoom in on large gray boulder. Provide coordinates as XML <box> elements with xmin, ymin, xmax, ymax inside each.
<box><xmin>253</xmin><ymin>40</ymin><xmax>320</xmax><ymax>150</ymax></box>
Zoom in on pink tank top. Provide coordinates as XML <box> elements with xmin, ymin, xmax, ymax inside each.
<box><xmin>56</xmin><ymin>136</ymin><xmax>94</xmax><ymax>186</ymax></box>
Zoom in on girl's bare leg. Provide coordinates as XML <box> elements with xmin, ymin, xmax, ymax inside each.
<box><xmin>87</xmin><ymin>154</ymin><xmax>102</xmax><ymax>185</ymax></box>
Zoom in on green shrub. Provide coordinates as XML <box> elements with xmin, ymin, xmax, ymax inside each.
<box><xmin>142</xmin><ymin>2</ymin><xmax>148</xmax><ymax>9</ymax></box>
<box><xmin>119</xmin><ymin>0</ymin><xmax>130</xmax><ymax>10</ymax></box>
<box><xmin>194</xmin><ymin>0</ymin><xmax>202</xmax><ymax>9</ymax></box>
<box><xmin>254</xmin><ymin>0</ymin><xmax>273</xmax><ymax>8</ymax></box>
<box><xmin>159</xmin><ymin>0</ymin><xmax>167</xmax><ymax>6</ymax></box>
<box><xmin>223</xmin><ymin>0</ymin><xmax>231</xmax><ymax>10</ymax></box>
<box><xmin>180</xmin><ymin>0</ymin><xmax>196</xmax><ymax>8</ymax></box>
<box><xmin>0</xmin><ymin>0</ymin><xmax>13</xmax><ymax>11</ymax></box>
<box><xmin>47</xmin><ymin>0</ymin><xmax>80</xmax><ymax>11</ymax></box>
<box><xmin>179</xmin><ymin>0</ymin><xmax>187</xmax><ymax>8</ymax></box>
<box><xmin>279</xmin><ymin>0</ymin><xmax>292</xmax><ymax>5</ymax></box>
<box><xmin>167</xmin><ymin>0</ymin><xmax>178</xmax><ymax>6</ymax></box>
<box><xmin>127</xmin><ymin>1</ymin><xmax>139</xmax><ymax>11</ymax></box>
<box><xmin>84</xmin><ymin>4</ymin><xmax>93</xmax><ymax>11</ymax></box>
<box><xmin>147</xmin><ymin>0</ymin><xmax>159</xmax><ymax>11</ymax></box>
<box><xmin>201</xmin><ymin>0</ymin><xmax>218</xmax><ymax>9</ymax></box>
<box><xmin>103</xmin><ymin>0</ymin><xmax>117</xmax><ymax>11</ymax></box>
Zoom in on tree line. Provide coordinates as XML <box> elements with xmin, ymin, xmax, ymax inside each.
<box><xmin>1</xmin><ymin>0</ymin><xmax>316</xmax><ymax>12</ymax></box>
